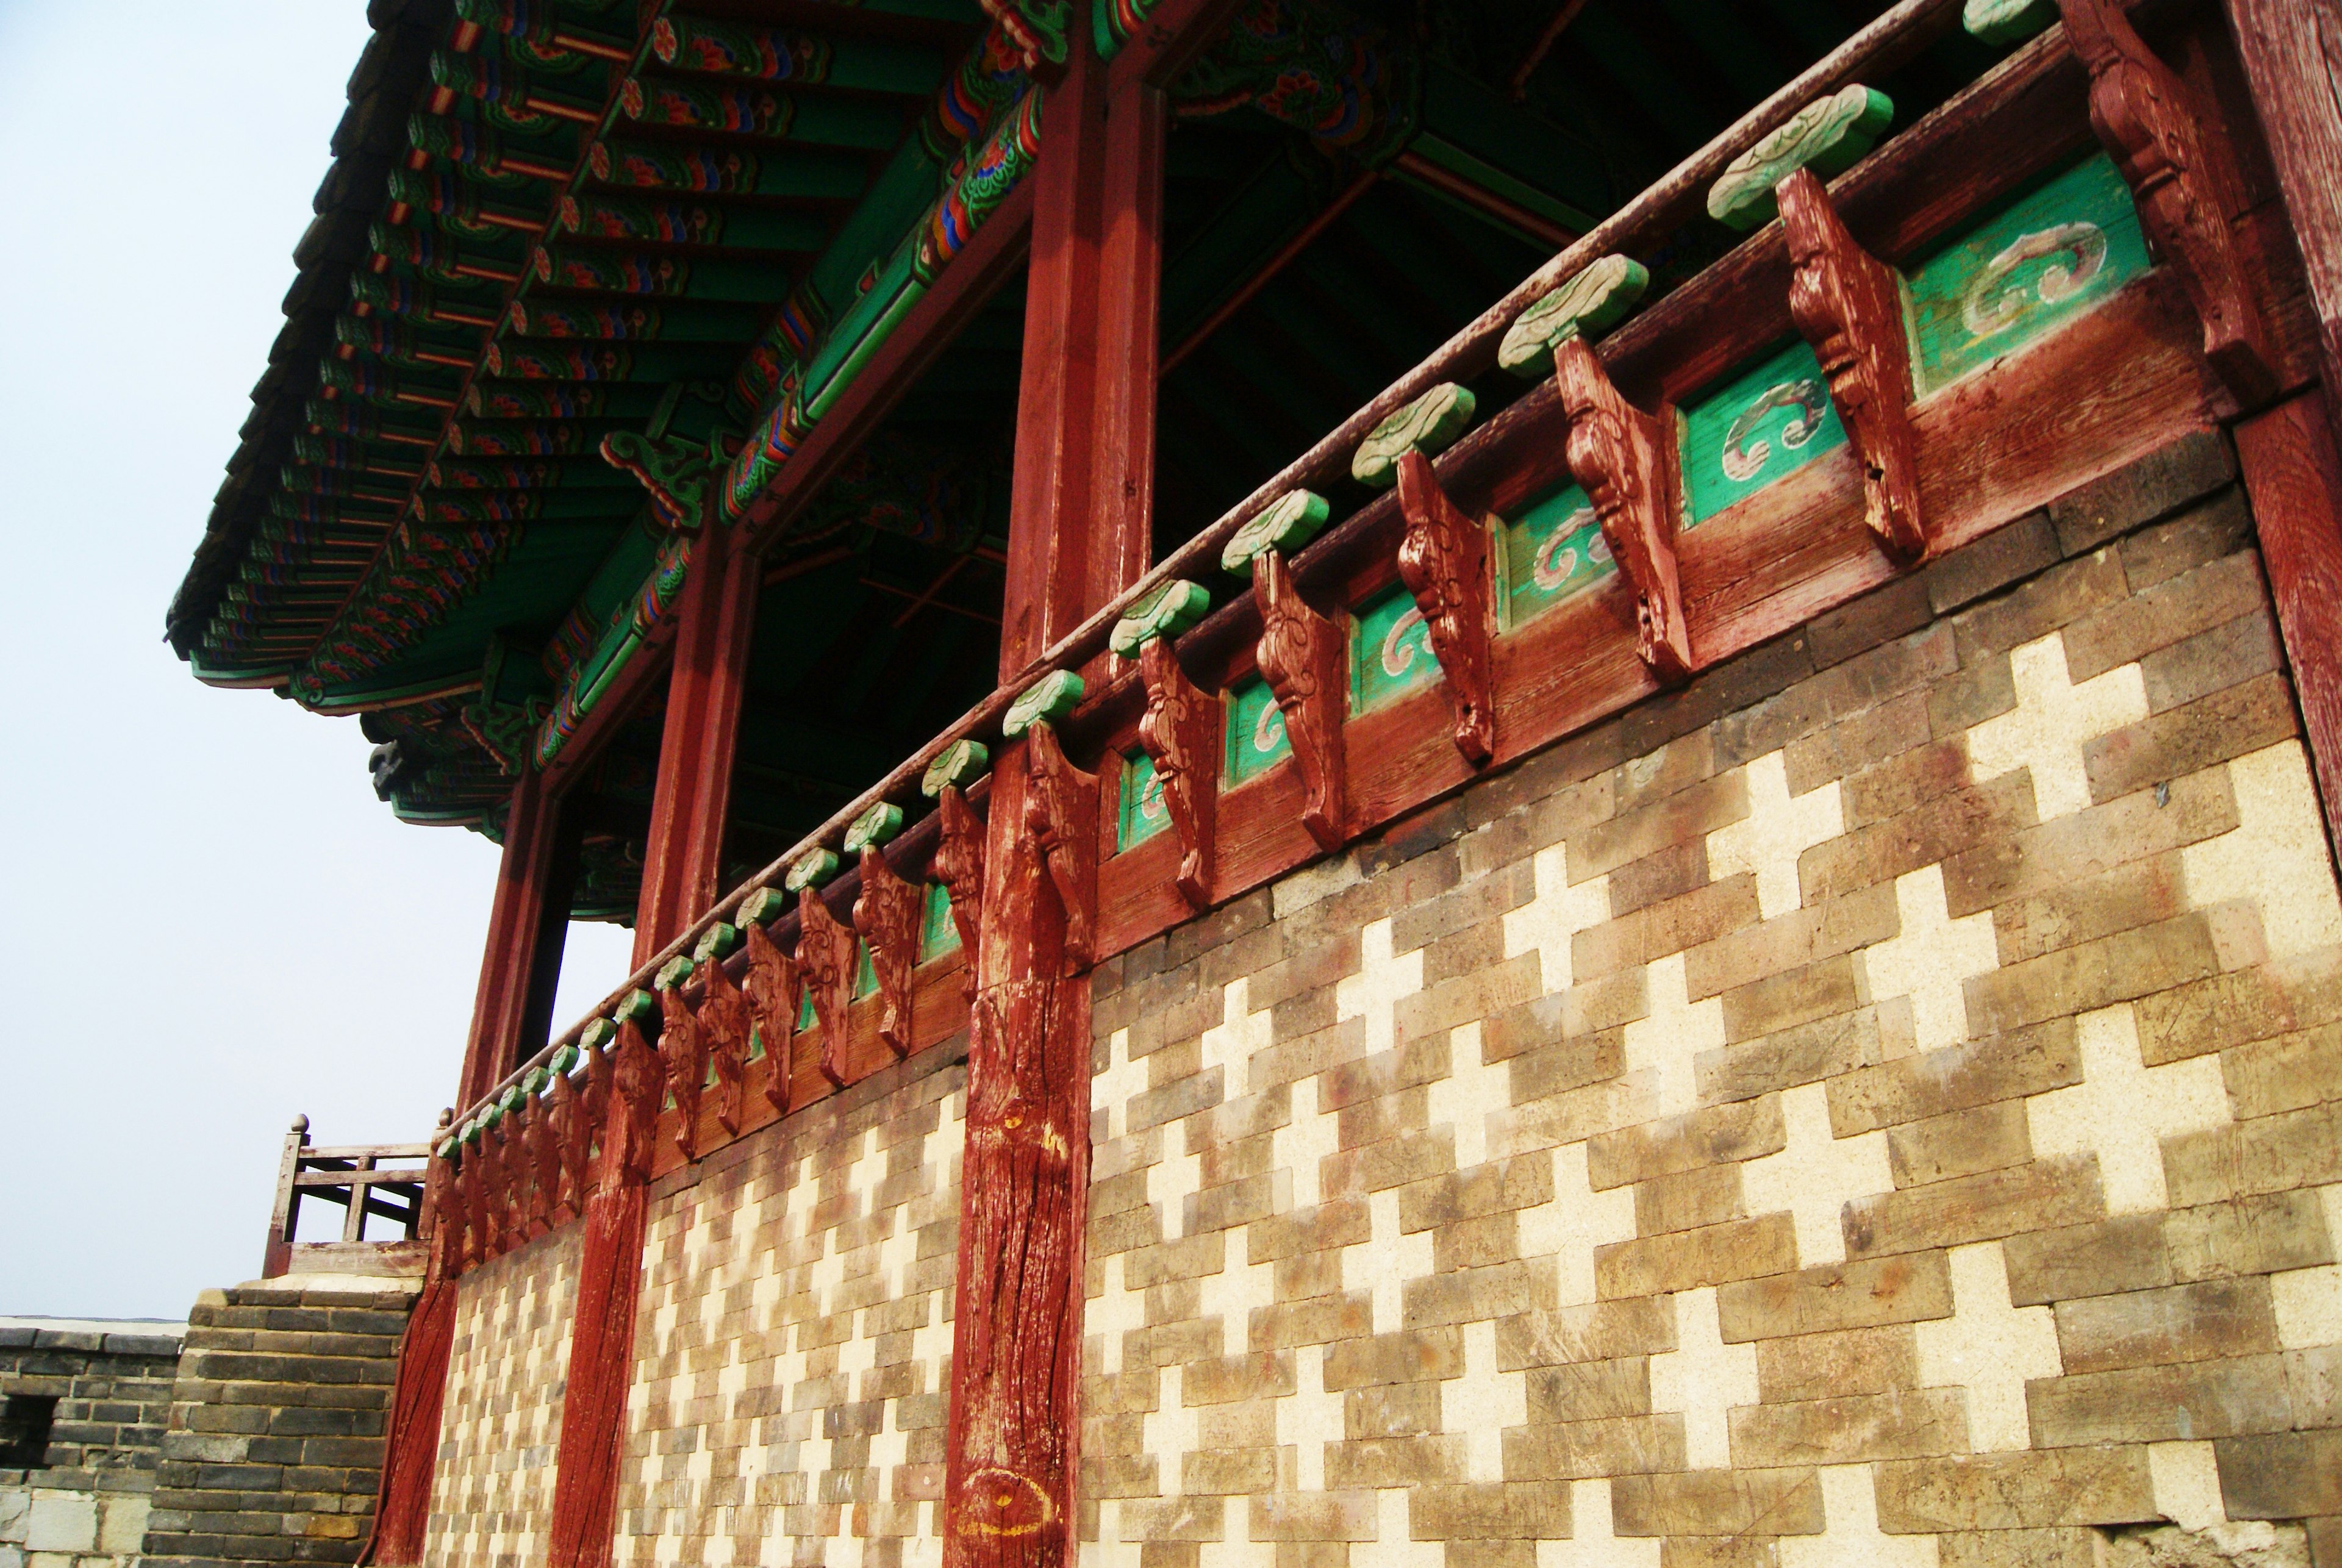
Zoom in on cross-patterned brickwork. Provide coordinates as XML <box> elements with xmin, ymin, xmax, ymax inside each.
<box><xmin>1083</xmin><ymin>435</ymin><xmax>2342</xmax><ymax>1567</ymax></box>
<box><xmin>426</xmin><ymin>1228</ymin><xmax>581</xmax><ymax>1568</ymax></box>
<box><xmin>611</xmin><ymin>1042</ymin><xmax>966</xmax><ymax>1568</ymax></box>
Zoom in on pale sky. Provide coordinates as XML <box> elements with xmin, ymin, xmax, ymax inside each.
<box><xmin>0</xmin><ymin>1</ymin><xmax>636</xmax><ymax>1318</ymax></box>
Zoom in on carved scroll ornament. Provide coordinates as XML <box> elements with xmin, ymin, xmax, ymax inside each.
<box><xmin>1137</xmin><ymin>636</ymin><xmax>1219</xmax><ymax>908</ymax></box>
<box><xmin>655</xmin><ymin>973</ymin><xmax>706</xmax><ymax>1161</ymax></box>
<box><xmin>743</xmin><ymin>918</ymin><xmax>803</xmax><ymax>1113</ymax></box>
<box><xmin>1779</xmin><ymin>166</ymin><xmax>1927</xmax><ymax>563</ymax></box>
<box><xmin>1253</xmin><ymin>546</ymin><xmax>1348</xmax><ymax>848</ymax></box>
<box><xmin>798</xmin><ymin>889</ymin><xmax>859</xmax><ymax>1089</ymax></box>
<box><xmin>2057</xmin><ymin>0</ymin><xmax>2277</xmax><ymax>404</ymax></box>
<box><xmin>697</xmin><ymin>951</ymin><xmax>753</xmax><ymax>1136</ymax></box>
<box><xmin>1395</xmin><ymin>448</ymin><xmax>1496</xmax><ymax>765</ymax></box>
<box><xmin>932</xmin><ymin>783</ymin><xmax>987</xmax><ymax>993</ymax></box>
<box><xmin>1554</xmin><ymin>335</ymin><xmax>1694</xmax><ymax>683</ymax></box>
<box><xmin>1022</xmin><ymin>721</ymin><xmax>1101</xmax><ymax>976</ymax></box>
<box><xmin>855</xmin><ymin>845</ymin><xmax>922</xmax><ymax>1057</ymax></box>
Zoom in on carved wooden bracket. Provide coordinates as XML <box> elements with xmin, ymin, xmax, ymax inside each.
<box><xmin>604</xmin><ymin>1014</ymin><xmax>664</xmax><ymax>1189</ymax></box>
<box><xmin>1555</xmin><ymin>335</ymin><xmax>1695</xmax><ymax>683</ymax></box>
<box><xmin>856</xmin><ymin>845</ymin><xmax>922</xmax><ymax>1058</ymax></box>
<box><xmin>743</xmin><ymin>920</ymin><xmax>803</xmax><ymax>1113</ymax></box>
<box><xmin>499</xmin><ymin>1116</ymin><xmax>529</xmax><ymax>1251</ymax></box>
<box><xmin>2057</xmin><ymin>0</ymin><xmax>2278</xmax><ymax>404</ymax></box>
<box><xmin>1023</xmin><ymin>722</ymin><xmax>1101</xmax><ymax>976</ymax></box>
<box><xmin>1138</xmin><ymin>636</ymin><xmax>1220</xmax><ymax>908</ymax></box>
<box><xmin>698</xmin><ymin>955</ymin><xmax>752</xmax><ymax>1136</ymax></box>
<box><xmin>655</xmin><ymin>979</ymin><xmax>706</xmax><ymax>1162</ymax></box>
<box><xmin>524</xmin><ymin>1094</ymin><xmax>559</xmax><ymax>1240</ymax></box>
<box><xmin>797</xmin><ymin>890</ymin><xmax>859</xmax><ymax>1089</ymax></box>
<box><xmin>548</xmin><ymin>1069</ymin><xmax>590</xmax><ymax>1225</ymax></box>
<box><xmin>1253</xmin><ymin>546</ymin><xmax>1349</xmax><ymax>849</ymax></box>
<box><xmin>1395</xmin><ymin>448</ymin><xmax>1497</xmax><ymax>765</ymax></box>
<box><xmin>451</xmin><ymin>1149</ymin><xmax>481</xmax><ymax>1273</ymax></box>
<box><xmin>1779</xmin><ymin>166</ymin><xmax>1928</xmax><ymax>564</ymax></box>
<box><xmin>474</xmin><ymin>1124</ymin><xmax>506</xmax><ymax>1261</ymax></box>
<box><xmin>932</xmin><ymin>784</ymin><xmax>987</xmax><ymax>994</ymax></box>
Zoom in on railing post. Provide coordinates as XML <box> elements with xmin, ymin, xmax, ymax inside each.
<box><xmin>261</xmin><ymin>1114</ymin><xmax>309</xmax><ymax>1280</ymax></box>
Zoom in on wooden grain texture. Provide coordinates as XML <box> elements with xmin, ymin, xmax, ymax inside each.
<box><xmin>457</xmin><ymin>769</ymin><xmax>564</xmax><ymax>1109</ymax></box>
<box><xmin>945</xmin><ymin>743</ymin><xmax>1090</xmax><ymax>1568</ymax></box>
<box><xmin>2222</xmin><ymin>0</ymin><xmax>2342</xmax><ymax>440</ymax></box>
<box><xmin>631</xmin><ymin>514</ymin><xmax>760</xmax><ymax>966</ymax></box>
<box><xmin>1396</xmin><ymin>449</ymin><xmax>1498</xmax><ymax>765</ymax></box>
<box><xmin>2235</xmin><ymin>390</ymin><xmax>2342</xmax><ymax>867</ymax></box>
<box><xmin>546</xmin><ymin>1017</ymin><xmax>661</xmax><ymax>1568</ymax></box>
<box><xmin>1781</xmin><ymin>165</ymin><xmax>1926</xmax><ymax>562</ymax></box>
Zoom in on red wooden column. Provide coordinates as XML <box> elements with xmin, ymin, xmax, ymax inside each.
<box><xmin>632</xmin><ymin>514</ymin><xmax>762</xmax><ymax>964</ymax></box>
<box><xmin>943</xmin><ymin>22</ymin><xmax>1170</xmax><ymax>1568</ymax></box>
<box><xmin>2235</xmin><ymin>389</ymin><xmax>2342</xmax><ymax>868</ymax></box>
<box><xmin>456</xmin><ymin>767</ymin><xmax>568</xmax><ymax>1108</ymax></box>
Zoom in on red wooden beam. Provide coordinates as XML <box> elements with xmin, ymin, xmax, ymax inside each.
<box><xmin>736</xmin><ymin>179</ymin><xmax>1036</xmax><ymax>560</ymax></box>
<box><xmin>944</xmin><ymin>26</ymin><xmax>1159</xmax><ymax>1568</ymax></box>
<box><xmin>631</xmin><ymin>514</ymin><xmax>762</xmax><ymax>965</ymax></box>
<box><xmin>2235</xmin><ymin>388</ymin><xmax>2342</xmax><ymax>871</ymax></box>
<box><xmin>1106</xmin><ymin>0</ymin><xmax>1250</xmax><ymax>91</ymax></box>
<box><xmin>456</xmin><ymin>768</ymin><xmax>568</xmax><ymax>1109</ymax></box>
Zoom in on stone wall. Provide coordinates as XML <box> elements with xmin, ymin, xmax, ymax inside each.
<box><xmin>423</xmin><ymin>1227</ymin><xmax>582</xmax><ymax>1568</ymax></box>
<box><xmin>0</xmin><ymin>1317</ymin><xmax>183</xmax><ymax>1568</ymax></box>
<box><xmin>611</xmin><ymin>1040</ymin><xmax>967</xmax><ymax>1568</ymax></box>
<box><xmin>141</xmin><ymin>1276</ymin><xmax>417</xmax><ymax>1568</ymax></box>
<box><xmin>1080</xmin><ymin>434</ymin><xmax>2342</xmax><ymax>1567</ymax></box>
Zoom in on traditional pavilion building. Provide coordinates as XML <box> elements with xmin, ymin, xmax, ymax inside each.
<box><xmin>161</xmin><ymin>0</ymin><xmax>2342</xmax><ymax>1564</ymax></box>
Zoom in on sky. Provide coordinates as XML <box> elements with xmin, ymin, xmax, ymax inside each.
<box><xmin>0</xmin><ymin>1</ymin><xmax>636</xmax><ymax>1319</ymax></box>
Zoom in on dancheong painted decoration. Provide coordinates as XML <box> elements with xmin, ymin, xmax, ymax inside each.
<box><xmin>164</xmin><ymin>1</ymin><xmax>2342</xmax><ymax>1567</ymax></box>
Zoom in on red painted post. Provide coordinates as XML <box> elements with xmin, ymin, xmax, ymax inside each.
<box><xmin>631</xmin><ymin>515</ymin><xmax>761</xmax><ymax>965</ymax></box>
<box><xmin>456</xmin><ymin>768</ymin><xmax>568</xmax><ymax>1109</ymax></box>
<box><xmin>2235</xmin><ymin>389</ymin><xmax>2342</xmax><ymax>870</ymax></box>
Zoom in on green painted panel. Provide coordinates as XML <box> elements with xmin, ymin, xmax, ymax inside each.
<box><xmin>1352</xmin><ymin>584</ymin><xmax>1437</xmax><ymax>714</ymax></box>
<box><xmin>1117</xmin><ymin>750</ymin><xmax>1171</xmax><ymax>853</ymax></box>
<box><xmin>1905</xmin><ymin>154</ymin><xmax>2150</xmax><ymax>395</ymax></box>
<box><xmin>1499</xmin><ymin>482</ymin><xmax>1613</xmax><ymax>628</ymax></box>
<box><xmin>1680</xmin><ymin>338</ymin><xmax>1847</xmax><ymax>525</ymax></box>
<box><xmin>1225</xmin><ymin>676</ymin><xmax>1291</xmax><ymax>785</ymax></box>
<box><xmin>798</xmin><ymin>989</ymin><xmax>816</xmax><ymax>1031</ymax></box>
<box><xmin>920</xmin><ymin>881</ymin><xmax>958</xmax><ymax>961</ymax></box>
<box><xmin>854</xmin><ymin>940</ymin><xmax>877</xmax><ymax>998</ymax></box>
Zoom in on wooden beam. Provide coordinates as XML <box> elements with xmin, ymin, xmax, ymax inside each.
<box><xmin>1105</xmin><ymin>0</ymin><xmax>1250</xmax><ymax>91</ymax></box>
<box><xmin>631</xmin><ymin>515</ymin><xmax>762</xmax><ymax>966</ymax></box>
<box><xmin>2235</xmin><ymin>389</ymin><xmax>2342</xmax><ymax>871</ymax></box>
<box><xmin>456</xmin><ymin>768</ymin><xmax>568</xmax><ymax>1109</ymax></box>
<box><xmin>736</xmin><ymin>180</ymin><xmax>1036</xmax><ymax>559</ymax></box>
<box><xmin>2221</xmin><ymin>0</ymin><xmax>2342</xmax><ymax>447</ymax></box>
<box><xmin>945</xmin><ymin>26</ymin><xmax>1156</xmax><ymax>1568</ymax></box>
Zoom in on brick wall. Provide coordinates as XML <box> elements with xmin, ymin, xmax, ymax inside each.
<box><xmin>141</xmin><ymin>1276</ymin><xmax>417</xmax><ymax>1568</ymax></box>
<box><xmin>1081</xmin><ymin>432</ymin><xmax>2342</xmax><ymax>1567</ymax></box>
<box><xmin>611</xmin><ymin>1041</ymin><xmax>966</xmax><ymax>1568</ymax></box>
<box><xmin>0</xmin><ymin>1319</ymin><xmax>183</xmax><ymax>1568</ymax></box>
<box><xmin>423</xmin><ymin>1226</ymin><xmax>582</xmax><ymax>1567</ymax></box>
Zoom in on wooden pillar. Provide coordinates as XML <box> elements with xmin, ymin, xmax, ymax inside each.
<box><xmin>457</xmin><ymin>767</ymin><xmax>570</xmax><ymax>1109</ymax></box>
<box><xmin>2235</xmin><ymin>389</ymin><xmax>2342</xmax><ymax>868</ymax></box>
<box><xmin>359</xmin><ymin>1120</ymin><xmax>457</xmax><ymax>1567</ymax></box>
<box><xmin>943</xmin><ymin>24</ymin><xmax>1167</xmax><ymax>1568</ymax></box>
<box><xmin>2223</xmin><ymin>0</ymin><xmax>2342</xmax><ymax>446</ymax></box>
<box><xmin>632</xmin><ymin>515</ymin><xmax>762</xmax><ymax>965</ymax></box>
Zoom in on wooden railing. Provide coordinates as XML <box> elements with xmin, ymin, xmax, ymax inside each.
<box><xmin>261</xmin><ymin>1116</ymin><xmax>431</xmax><ymax>1279</ymax></box>
<box><xmin>429</xmin><ymin>0</ymin><xmax>2316</xmax><ymax>1272</ymax></box>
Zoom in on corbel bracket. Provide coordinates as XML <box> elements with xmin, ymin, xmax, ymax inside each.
<box><xmin>523</xmin><ymin>1086</ymin><xmax>559</xmax><ymax>1239</ymax></box>
<box><xmin>855</xmin><ymin>846</ymin><xmax>923</xmax><ymax>1058</ymax></box>
<box><xmin>2057</xmin><ymin>0</ymin><xmax>2277</xmax><ymax>405</ymax></box>
<box><xmin>694</xmin><ymin>929</ymin><xmax>751</xmax><ymax>1137</ymax></box>
<box><xmin>654</xmin><ymin>963</ymin><xmax>706</xmax><ymax>1162</ymax></box>
<box><xmin>1395</xmin><ymin>449</ymin><xmax>1497</xmax><ymax>765</ymax></box>
<box><xmin>1555</xmin><ymin>336</ymin><xmax>1695</xmax><ymax>683</ymax></box>
<box><xmin>797</xmin><ymin>889</ymin><xmax>860</xmax><ymax>1090</ymax></box>
<box><xmin>1022</xmin><ymin>722</ymin><xmax>1101</xmax><ymax>976</ymax></box>
<box><xmin>605</xmin><ymin>1006</ymin><xmax>664</xmax><ymax>1189</ymax></box>
<box><xmin>739</xmin><ymin>900</ymin><xmax>803</xmax><ymax>1115</ymax></box>
<box><xmin>927</xmin><ymin>764</ymin><xmax>988</xmax><ymax>998</ymax></box>
<box><xmin>1137</xmin><ymin>636</ymin><xmax>1221</xmax><ymax>909</ymax></box>
<box><xmin>451</xmin><ymin>1145</ymin><xmax>481</xmax><ymax>1273</ymax></box>
<box><xmin>1253</xmin><ymin>548</ymin><xmax>1349</xmax><ymax>849</ymax></box>
<box><xmin>1778</xmin><ymin>166</ymin><xmax>1927</xmax><ymax>564</ymax></box>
